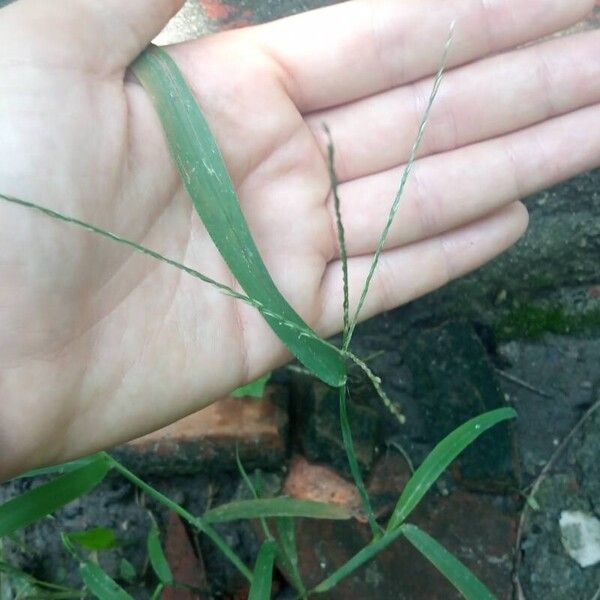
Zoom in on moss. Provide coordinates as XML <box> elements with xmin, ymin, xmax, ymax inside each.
<box><xmin>494</xmin><ymin>303</ymin><xmax>600</xmax><ymax>342</ymax></box>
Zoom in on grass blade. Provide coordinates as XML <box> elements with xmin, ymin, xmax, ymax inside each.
<box><xmin>130</xmin><ymin>45</ymin><xmax>345</xmax><ymax>388</ymax></box>
<box><xmin>147</xmin><ymin>527</ymin><xmax>173</xmax><ymax>585</ymax></box>
<box><xmin>313</xmin><ymin>526</ymin><xmax>405</xmax><ymax>593</ymax></box>
<box><xmin>80</xmin><ymin>561</ymin><xmax>134</xmax><ymax>600</ymax></box>
<box><xmin>14</xmin><ymin>454</ymin><xmax>104</xmax><ymax>480</ymax></box>
<box><xmin>402</xmin><ymin>524</ymin><xmax>496</xmax><ymax>600</ymax></box>
<box><xmin>203</xmin><ymin>497</ymin><xmax>351</xmax><ymax>524</ymax></box>
<box><xmin>0</xmin><ymin>455</ymin><xmax>110</xmax><ymax>537</ymax></box>
<box><xmin>66</xmin><ymin>527</ymin><xmax>118</xmax><ymax>551</ymax></box>
<box><xmin>105</xmin><ymin>454</ymin><xmax>253</xmax><ymax>582</ymax></box>
<box><xmin>249</xmin><ymin>540</ymin><xmax>278</xmax><ymax>600</ymax></box>
<box><xmin>236</xmin><ymin>446</ymin><xmax>272</xmax><ymax>540</ymax></box>
<box><xmin>387</xmin><ymin>408</ymin><xmax>517</xmax><ymax>531</ymax></box>
<box><xmin>276</xmin><ymin>518</ymin><xmax>306</xmax><ymax>597</ymax></box>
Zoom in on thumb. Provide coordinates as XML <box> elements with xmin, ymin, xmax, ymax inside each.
<box><xmin>1</xmin><ymin>0</ymin><xmax>185</xmax><ymax>71</ymax></box>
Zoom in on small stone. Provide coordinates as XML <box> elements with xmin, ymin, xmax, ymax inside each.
<box><xmin>559</xmin><ymin>510</ymin><xmax>600</xmax><ymax>568</ymax></box>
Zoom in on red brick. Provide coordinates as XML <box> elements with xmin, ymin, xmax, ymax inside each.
<box><xmin>162</xmin><ymin>512</ymin><xmax>210</xmax><ymax>600</ymax></box>
<box><xmin>115</xmin><ymin>385</ymin><xmax>288</xmax><ymax>475</ymax></box>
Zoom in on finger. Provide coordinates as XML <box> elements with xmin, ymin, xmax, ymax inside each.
<box><xmin>0</xmin><ymin>0</ymin><xmax>184</xmax><ymax>71</ymax></box>
<box><xmin>318</xmin><ymin>202</ymin><xmax>529</xmax><ymax>335</ymax></box>
<box><xmin>310</xmin><ymin>30</ymin><xmax>600</xmax><ymax>182</ymax></box>
<box><xmin>254</xmin><ymin>0</ymin><xmax>595</xmax><ymax>112</ymax></box>
<box><xmin>327</xmin><ymin>103</ymin><xmax>600</xmax><ymax>258</ymax></box>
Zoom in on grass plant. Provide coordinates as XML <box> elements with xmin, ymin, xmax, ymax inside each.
<box><xmin>0</xmin><ymin>27</ymin><xmax>516</xmax><ymax>599</ymax></box>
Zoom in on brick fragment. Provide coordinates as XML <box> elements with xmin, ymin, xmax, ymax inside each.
<box><xmin>163</xmin><ymin>512</ymin><xmax>210</xmax><ymax>600</ymax></box>
<box><xmin>114</xmin><ymin>385</ymin><xmax>288</xmax><ymax>475</ymax></box>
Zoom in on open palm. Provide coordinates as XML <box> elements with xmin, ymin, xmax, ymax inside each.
<box><xmin>1</xmin><ymin>0</ymin><xmax>598</xmax><ymax>478</ymax></box>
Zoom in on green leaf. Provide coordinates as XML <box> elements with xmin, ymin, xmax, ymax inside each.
<box><xmin>147</xmin><ymin>527</ymin><xmax>173</xmax><ymax>585</ymax></box>
<box><xmin>249</xmin><ymin>540</ymin><xmax>277</xmax><ymax>600</ymax></box>
<box><xmin>203</xmin><ymin>498</ymin><xmax>351</xmax><ymax>524</ymax></box>
<box><xmin>66</xmin><ymin>527</ymin><xmax>117</xmax><ymax>550</ymax></box>
<box><xmin>276</xmin><ymin>518</ymin><xmax>306</xmax><ymax>596</ymax></box>
<box><xmin>402</xmin><ymin>524</ymin><xmax>496</xmax><ymax>600</ymax></box>
<box><xmin>14</xmin><ymin>454</ymin><xmax>104</xmax><ymax>480</ymax></box>
<box><xmin>80</xmin><ymin>561</ymin><xmax>134</xmax><ymax>600</ymax></box>
<box><xmin>130</xmin><ymin>45</ymin><xmax>346</xmax><ymax>388</ymax></box>
<box><xmin>0</xmin><ymin>456</ymin><xmax>110</xmax><ymax>537</ymax></box>
<box><xmin>313</xmin><ymin>526</ymin><xmax>405</xmax><ymax>593</ymax></box>
<box><xmin>119</xmin><ymin>558</ymin><xmax>136</xmax><ymax>584</ymax></box>
<box><xmin>232</xmin><ymin>373</ymin><xmax>271</xmax><ymax>398</ymax></box>
<box><xmin>387</xmin><ymin>408</ymin><xmax>517</xmax><ymax>530</ymax></box>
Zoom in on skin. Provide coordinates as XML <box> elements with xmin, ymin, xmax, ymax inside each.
<box><xmin>0</xmin><ymin>0</ymin><xmax>599</xmax><ymax>481</ymax></box>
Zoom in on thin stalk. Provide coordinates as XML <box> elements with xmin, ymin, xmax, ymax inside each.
<box><xmin>344</xmin><ymin>24</ymin><xmax>454</xmax><ymax>349</ymax></box>
<box><xmin>325</xmin><ymin>124</ymin><xmax>380</xmax><ymax>537</ymax></box>
<box><xmin>0</xmin><ymin>193</ymin><xmax>249</xmax><ymax>304</ymax></box>
<box><xmin>339</xmin><ymin>386</ymin><xmax>381</xmax><ymax>538</ymax></box>
<box><xmin>324</xmin><ymin>124</ymin><xmax>349</xmax><ymax>339</ymax></box>
<box><xmin>236</xmin><ymin>445</ymin><xmax>272</xmax><ymax>541</ymax></box>
<box><xmin>104</xmin><ymin>454</ymin><xmax>253</xmax><ymax>582</ymax></box>
<box><xmin>0</xmin><ymin>191</ymin><xmax>399</xmax><ymax>419</ymax></box>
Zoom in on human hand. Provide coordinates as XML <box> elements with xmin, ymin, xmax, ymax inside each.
<box><xmin>1</xmin><ymin>0</ymin><xmax>598</xmax><ymax>479</ymax></box>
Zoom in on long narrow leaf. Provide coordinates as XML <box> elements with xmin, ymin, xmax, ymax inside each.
<box><xmin>387</xmin><ymin>408</ymin><xmax>516</xmax><ymax>530</ymax></box>
<box><xmin>402</xmin><ymin>524</ymin><xmax>496</xmax><ymax>600</ymax></box>
<box><xmin>106</xmin><ymin>455</ymin><xmax>253</xmax><ymax>583</ymax></box>
<box><xmin>276</xmin><ymin>518</ymin><xmax>306</xmax><ymax>597</ymax></box>
<box><xmin>249</xmin><ymin>540</ymin><xmax>278</xmax><ymax>600</ymax></box>
<box><xmin>131</xmin><ymin>45</ymin><xmax>345</xmax><ymax>388</ymax></box>
<box><xmin>339</xmin><ymin>387</ymin><xmax>379</xmax><ymax>538</ymax></box>
<box><xmin>14</xmin><ymin>454</ymin><xmax>103</xmax><ymax>480</ymax></box>
<box><xmin>80</xmin><ymin>562</ymin><xmax>134</xmax><ymax>600</ymax></box>
<box><xmin>147</xmin><ymin>527</ymin><xmax>173</xmax><ymax>585</ymax></box>
<box><xmin>0</xmin><ymin>456</ymin><xmax>110</xmax><ymax>537</ymax></box>
<box><xmin>203</xmin><ymin>497</ymin><xmax>351</xmax><ymax>524</ymax></box>
<box><xmin>313</xmin><ymin>526</ymin><xmax>405</xmax><ymax>593</ymax></box>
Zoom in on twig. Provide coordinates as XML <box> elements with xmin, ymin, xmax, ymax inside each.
<box><xmin>495</xmin><ymin>369</ymin><xmax>553</xmax><ymax>399</ymax></box>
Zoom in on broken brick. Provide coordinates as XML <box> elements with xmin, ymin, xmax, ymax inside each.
<box><xmin>114</xmin><ymin>385</ymin><xmax>288</xmax><ymax>475</ymax></box>
<box><xmin>163</xmin><ymin>512</ymin><xmax>209</xmax><ymax>600</ymax></box>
